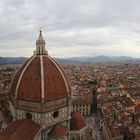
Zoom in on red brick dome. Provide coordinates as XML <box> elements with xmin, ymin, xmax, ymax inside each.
<box><xmin>10</xmin><ymin>31</ymin><xmax>70</xmax><ymax>105</ymax></box>
<box><xmin>10</xmin><ymin>55</ymin><xmax>70</xmax><ymax>102</ymax></box>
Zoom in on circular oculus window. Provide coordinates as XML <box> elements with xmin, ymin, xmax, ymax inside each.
<box><xmin>26</xmin><ymin>112</ymin><xmax>32</xmax><ymax>120</ymax></box>
<box><xmin>53</xmin><ymin>111</ymin><xmax>59</xmax><ymax>119</ymax></box>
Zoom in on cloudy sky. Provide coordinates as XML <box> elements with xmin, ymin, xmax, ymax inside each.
<box><xmin>0</xmin><ymin>0</ymin><xmax>140</xmax><ymax>58</ymax></box>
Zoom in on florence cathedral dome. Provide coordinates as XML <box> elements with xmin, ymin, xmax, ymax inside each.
<box><xmin>9</xmin><ymin>30</ymin><xmax>71</xmax><ymax>114</ymax></box>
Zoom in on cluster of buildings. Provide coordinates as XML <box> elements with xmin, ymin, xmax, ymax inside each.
<box><xmin>96</xmin><ymin>63</ymin><xmax>140</xmax><ymax>140</ymax></box>
<box><xmin>0</xmin><ymin>65</ymin><xmax>17</xmax><ymax>95</ymax></box>
<box><xmin>63</xmin><ymin>62</ymin><xmax>140</xmax><ymax>140</ymax></box>
<box><xmin>63</xmin><ymin>64</ymin><xmax>97</xmax><ymax>116</ymax></box>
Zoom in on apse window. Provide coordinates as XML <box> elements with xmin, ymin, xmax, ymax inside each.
<box><xmin>26</xmin><ymin>112</ymin><xmax>32</xmax><ymax>120</ymax></box>
<box><xmin>53</xmin><ymin>111</ymin><xmax>59</xmax><ymax>119</ymax></box>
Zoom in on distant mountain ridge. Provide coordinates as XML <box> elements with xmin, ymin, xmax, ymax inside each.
<box><xmin>0</xmin><ymin>57</ymin><xmax>27</xmax><ymax>65</ymax></box>
<box><xmin>0</xmin><ymin>56</ymin><xmax>140</xmax><ymax>64</ymax></box>
<box><xmin>62</xmin><ymin>55</ymin><xmax>140</xmax><ymax>62</ymax></box>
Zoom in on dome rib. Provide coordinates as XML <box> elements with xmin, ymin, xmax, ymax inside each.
<box><xmin>40</xmin><ymin>56</ymin><xmax>45</xmax><ymax>103</ymax></box>
<box><xmin>48</xmin><ymin>56</ymin><xmax>69</xmax><ymax>93</ymax></box>
<box><xmin>15</xmin><ymin>56</ymin><xmax>35</xmax><ymax>99</ymax></box>
<box><xmin>17</xmin><ymin>57</ymin><xmax>42</xmax><ymax>101</ymax></box>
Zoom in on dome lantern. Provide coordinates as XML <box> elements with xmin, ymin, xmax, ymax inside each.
<box><xmin>34</xmin><ymin>30</ymin><xmax>48</xmax><ymax>55</ymax></box>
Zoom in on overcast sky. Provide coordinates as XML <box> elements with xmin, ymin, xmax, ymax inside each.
<box><xmin>0</xmin><ymin>0</ymin><xmax>140</xmax><ymax>58</ymax></box>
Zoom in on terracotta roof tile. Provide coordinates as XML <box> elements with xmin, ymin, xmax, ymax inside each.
<box><xmin>17</xmin><ymin>57</ymin><xmax>41</xmax><ymax>101</ymax></box>
<box><xmin>10</xmin><ymin>57</ymin><xmax>32</xmax><ymax>97</ymax></box>
<box><xmin>70</xmin><ymin>112</ymin><xmax>86</xmax><ymax>131</ymax></box>
<box><xmin>0</xmin><ymin>119</ymin><xmax>41</xmax><ymax>140</ymax></box>
<box><xmin>43</xmin><ymin>57</ymin><xmax>67</xmax><ymax>101</ymax></box>
<box><xmin>49</xmin><ymin>124</ymin><xmax>68</xmax><ymax>138</ymax></box>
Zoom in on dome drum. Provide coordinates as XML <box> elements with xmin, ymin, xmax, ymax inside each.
<box><xmin>10</xmin><ymin>96</ymin><xmax>68</xmax><ymax>113</ymax></box>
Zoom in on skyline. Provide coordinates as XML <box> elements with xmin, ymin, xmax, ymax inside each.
<box><xmin>0</xmin><ymin>0</ymin><xmax>140</xmax><ymax>58</ymax></box>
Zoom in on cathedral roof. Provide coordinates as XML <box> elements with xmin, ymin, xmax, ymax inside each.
<box><xmin>0</xmin><ymin>119</ymin><xmax>40</xmax><ymax>140</ymax></box>
<box><xmin>49</xmin><ymin>124</ymin><xmax>68</xmax><ymax>138</ymax></box>
<box><xmin>70</xmin><ymin>112</ymin><xmax>86</xmax><ymax>131</ymax></box>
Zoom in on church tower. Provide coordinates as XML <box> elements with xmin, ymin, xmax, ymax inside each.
<box><xmin>89</xmin><ymin>80</ymin><xmax>98</xmax><ymax>114</ymax></box>
<box><xmin>9</xmin><ymin>30</ymin><xmax>71</xmax><ymax>140</ymax></box>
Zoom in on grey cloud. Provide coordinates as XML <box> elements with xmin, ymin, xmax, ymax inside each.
<box><xmin>0</xmin><ymin>0</ymin><xmax>140</xmax><ymax>57</ymax></box>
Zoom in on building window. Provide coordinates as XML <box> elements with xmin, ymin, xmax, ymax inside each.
<box><xmin>26</xmin><ymin>112</ymin><xmax>32</xmax><ymax>120</ymax></box>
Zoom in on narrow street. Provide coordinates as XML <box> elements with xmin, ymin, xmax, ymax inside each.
<box><xmin>87</xmin><ymin>114</ymin><xmax>103</xmax><ymax>140</ymax></box>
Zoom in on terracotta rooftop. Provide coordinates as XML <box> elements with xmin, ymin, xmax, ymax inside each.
<box><xmin>70</xmin><ymin>112</ymin><xmax>86</xmax><ymax>131</ymax></box>
<box><xmin>49</xmin><ymin>124</ymin><xmax>68</xmax><ymax>138</ymax></box>
<box><xmin>0</xmin><ymin>119</ymin><xmax>41</xmax><ymax>140</ymax></box>
<box><xmin>135</xmin><ymin>104</ymin><xmax>140</xmax><ymax>113</ymax></box>
<box><xmin>72</xmin><ymin>91</ymin><xmax>92</xmax><ymax>105</ymax></box>
<box><xmin>104</xmin><ymin>118</ymin><xmax>124</xmax><ymax>139</ymax></box>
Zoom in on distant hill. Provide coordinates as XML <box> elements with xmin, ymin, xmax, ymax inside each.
<box><xmin>0</xmin><ymin>57</ymin><xmax>27</xmax><ymax>65</ymax></box>
<box><xmin>0</xmin><ymin>56</ymin><xmax>140</xmax><ymax>64</ymax></box>
<box><xmin>61</xmin><ymin>55</ymin><xmax>140</xmax><ymax>63</ymax></box>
